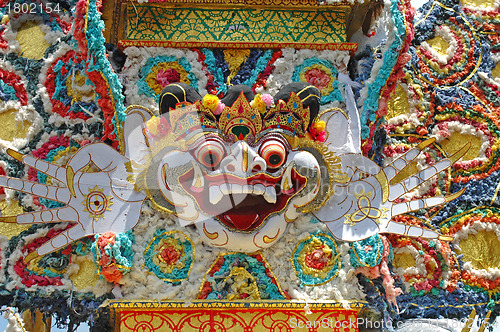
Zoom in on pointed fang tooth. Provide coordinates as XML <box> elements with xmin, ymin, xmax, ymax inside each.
<box><xmin>281</xmin><ymin>163</ymin><xmax>294</xmax><ymax>193</ymax></box>
<box><xmin>191</xmin><ymin>164</ymin><xmax>204</xmax><ymax>192</ymax></box>
<box><xmin>209</xmin><ymin>186</ymin><xmax>223</xmax><ymax>205</ymax></box>
<box><xmin>263</xmin><ymin>186</ymin><xmax>277</xmax><ymax>203</ymax></box>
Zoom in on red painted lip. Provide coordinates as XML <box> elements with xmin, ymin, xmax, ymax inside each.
<box><xmin>178</xmin><ymin>169</ymin><xmax>307</xmax><ymax>231</ymax></box>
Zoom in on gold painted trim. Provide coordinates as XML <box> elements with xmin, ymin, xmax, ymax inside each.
<box><xmin>374</xmin><ymin>170</ymin><xmax>389</xmax><ymax>203</ymax></box>
<box><xmin>66</xmin><ymin>166</ymin><xmax>77</xmax><ymax>198</ymax></box>
<box><xmin>203</xmin><ymin>224</ymin><xmax>219</xmax><ymax>240</ymax></box>
<box><xmin>124</xmin><ymin>0</ymin><xmax>355</xmax><ymax>7</ymax></box>
<box><xmin>120</xmin><ymin>40</ymin><xmax>358</xmax><ymax>51</ymax></box>
<box><xmin>262</xmin><ymin>228</ymin><xmax>280</xmax><ymax>244</ymax></box>
<box><xmin>107</xmin><ymin>299</ymin><xmax>367</xmax><ymax>310</ymax></box>
<box><xmin>0</xmin><ymin>216</ymin><xmax>17</xmax><ymax>223</ymax></box>
<box><xmin>6</xmin><ymin>149</ymin><xmax>24</xmax><ymax>162</ymax></box>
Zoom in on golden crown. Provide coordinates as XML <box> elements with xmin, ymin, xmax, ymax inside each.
<box><xmin>145</xmin><ymin>91</ymin><xmax>313</xmax><ymax>144</ymax></box>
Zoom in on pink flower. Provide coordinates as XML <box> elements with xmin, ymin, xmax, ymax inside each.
<box><xmin>304</xmin><ymin>68</ymin><xmax>331</xmax><ymax>91</ymax></box>
<box><xmin>214</xmin><ymin>102</ymin><xmax>225</xmax><ymax>115</ymax></box>
<box><xmin>261</xmin><ymin>93</ymin><xmax>274</xmax><ymax>107</ymax></box>
<box><xmin>156</xmin><ymin>68</ymin><xmax>181</xmax><ymax>87</ymax></box>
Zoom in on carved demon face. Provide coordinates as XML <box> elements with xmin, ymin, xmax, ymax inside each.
<box><xmin>142</xmin><ymin>83</ymin><xmax>338</xmax><ymax>252</ymax></box>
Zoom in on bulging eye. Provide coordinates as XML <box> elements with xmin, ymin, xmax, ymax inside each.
<box><xmin>193</xmin><ymin>139</ymin><xmax>225</xmax><ymax>170</ymax></box>
<box><xmin>259</xmin><ymin>139</ymin><xmax>287</xmax><ymax>170</ymax></box>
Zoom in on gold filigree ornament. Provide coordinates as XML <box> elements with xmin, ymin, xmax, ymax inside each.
<box><xmin>290</xmin><ymin>137</ymin><xmax>349</xmax><ymax>213</ymax></box>
<box><xmin>168</xmin><ymin>101</ymin><xmax>218</xmax><ymax>141</ymax></box>
<box><xmin>343</xmin><ymin>190</ymin><xmax>389</xmax><ymax>227</ymax></box>
<box><xmin>218</xmin><ymin>92</ymin><xmax>262</xmax><ymax>140</ymax></box>
<box><xmin>82</xmin><ymin>185</ymin><xmax>113</xmax><ymax>221</ymax></box>
<box><xmin>263</xmin><ymin>93</ymin><xmax>311</xmax><ymax>137</ymax></box>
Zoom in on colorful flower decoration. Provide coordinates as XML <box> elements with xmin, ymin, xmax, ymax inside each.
<box><xmin>199</xmin><ymin>253</ymin><xmax>288</xmax><ymax>300</ymax></box>
<box><xmin>41</xmin><ymin>45</ymin><xmax>101</xmax><ymax>121</ymax></box>
<box><xmin>307</xmin><ymin>120</ymin><xmax>327</xmax><ymax>142</ymax></box>
<box><xmin>0</xmin><ymin>1</ymin><xmax>71</xmax><ymax>57</ymax></box>
<box><xmin>292</xmin><ymin>233</ymin><xmax>341</xmax><ymax>286</ymax></box>
<box><xmin>201</xmin><ymin>48</ymin><xmax>274</xmax><ymax>95</ymax></box>
<box><xmin>442</xmin><ymin>208</ymin><xmax>500</xmax><ymax>294</ymax></box>
<box><xmin>0</xmin><ymin>58</ymin><xmax>41</xmax><ymax>150</ymax></box>
<box><xmin>349</xmin><ymin>234</ymin><xmax>402</xmax><ymax>305</ymax></box>
<box><xmin>413</xmin><ymin>15</ymin><xmax>481</xmax><ymax>88</ymax></box>
<box><xmin>143</xmin><ymin>230</ymin><xmax>194</xmax><ymax>283</ymax></box>
<box><xmin>144</xmin><ymin>115</ymin><xmax>170</xmax><ymax>142</ymax></box>
<box><xmin>0</xmin><ymin>62</ymin><xmax>28</xmax><ymax>107</ymax></box>
<box><xmin>10</xmin><ymin>225</ymin><xmax>72</xmax><ymax>288</ymax></box>
<box><xmin>92</xmin><ymin>231</ymin><xmax>135</xmax><ymax>284</ymax></box>
<box><xmin>432</xmin><ymin>102</ymin><xmax>500</xmax><ymax>182</ymax></box>
<box><xmin>201</xmin><ymin>94</ymin><xmax>220</xmax><ymax>113</ymax></box>
<box><xmin>138</xmin><ymin>55</ymin><xmax>199</xmax><ymax>102</ymax></box>
<box><xmin>292</xmin><ymin>58</ymin><xmax>342</xmax><ymax>105</ymax></box>
<box><xmin>389</xmin><ymin>235</ymin><xmax>459</xmax><ymax>296</ymax></box>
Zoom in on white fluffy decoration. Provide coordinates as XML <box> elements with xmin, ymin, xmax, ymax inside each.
<box><xmin>1</xmin><ymin>15</ymin><xmax>67</xmax><ymax>56</ymax></box>
<box><xmin>256</xmin><ymin>48</ymin><xmax>350</xmax><ymax>98</ymax></box>
<box><xmin>0</xmin><ymin>59</ymin><xmax>42</xmax><ymax>155</ymax></box>
<box><xmin>3</xmin><ymin>308</ymin><xmax>26</xmax><ymax>332</ymax></box>
<box><xmin>420</xmin><ymin>25</ymin><xmax>458</xmax><ymax>66</ymax></box>
<box><xmin>122</xmin><ymin>47</ymin><xmax>209</xmax><ymax>112</ymax></box>
<box><xmin>119</xmin><ymin>202</ymin><xmax>365</xmax><ymax>304</ymax></box>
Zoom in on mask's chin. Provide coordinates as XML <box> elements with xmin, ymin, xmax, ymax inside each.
<box><xmin>178</xmin><ymin>163</ymin><xmax>307</xmax><ymax>232</ymax></box>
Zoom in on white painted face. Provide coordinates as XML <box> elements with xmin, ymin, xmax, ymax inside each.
<box><xmin>155</xmin><ymin>132</ymin><xmax>323</xmax><ymax>252</ymax></box>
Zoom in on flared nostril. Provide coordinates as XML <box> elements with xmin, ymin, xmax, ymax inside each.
<box><xmin>225</xmin><ymin>164</ymin><xmax>235</xmax><ymax>172</ymax></box>
<box><xmin>251</xmin><ymin>165</ymin><xmax>262</xmax><ymax>172</ymax></box>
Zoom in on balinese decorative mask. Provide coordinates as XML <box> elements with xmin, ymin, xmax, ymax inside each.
<box><xmin>138</xmin><ymin>82</ymin><xmax>348</xmax><ymax>252</ymax></box>
<box><xmin>131</xmin><ymin>82</ymin><xmax>466</xmax><ymax>252</ymax></box>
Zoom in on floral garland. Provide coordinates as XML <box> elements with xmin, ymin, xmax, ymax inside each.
<box><xmin>92</xmin><ymin>231</ymin><xmax>135</xmax><ymax>284</ymax></box>
<box><xmin>38</xmin><ymin>42</ymin><xmax>101</xmax><ymax>125</ymax></box>
<box><xmin>359</xmin><ymin>0</ymin><xmax>411</xmax><ymax>140</ymax></box>
<box><xmin>389</xmin><ymin>235</ymin><xmax>459</xmax><ymax>295</ymax></box>
<box><xmin>291</xmin><ymin>232</ymin><xmax>342</xmax><ymax>286</ymax></box>
<box><xmin>74</xmin><ymin>0</ymin><xmax>125</xmax><ymax>147</ymax></box>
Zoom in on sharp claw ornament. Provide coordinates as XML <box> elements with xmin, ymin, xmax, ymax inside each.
<box><xmin>0</xmin><ymin>82</ymin><xmax>468</xmax><ymax>258</ymax></box>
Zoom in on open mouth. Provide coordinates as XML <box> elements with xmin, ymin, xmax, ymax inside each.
<box><xmin>178</xmin><ymin>165</ymin><xmax>307</xmax><ymax>231</ymax></box>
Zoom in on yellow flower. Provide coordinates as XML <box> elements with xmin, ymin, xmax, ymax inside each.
<box><xmin>313</xmin><ymin>120</ymin><xmax>326</xmax><ymax>132</ymax></box>
<box><xmin>252</xmin><ymin>94</ymin><xmax>267</xmax><ymax>114</ymax></box>
<box><xmin>202</xmin><ymin>94</ymin><xmax>220</xmax><ymax>112</ymax></box>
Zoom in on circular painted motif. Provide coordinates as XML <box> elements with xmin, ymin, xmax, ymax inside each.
<box><xmin>292</xmin><ymin>232</ymin><xmax>341</xmax><ymax>286</ymax></box>
<box><xmin>143</xmin><ymin>230</ymin><xmax>194</xmax><ymax>283</ymax></box>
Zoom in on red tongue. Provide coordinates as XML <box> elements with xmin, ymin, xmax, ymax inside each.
<box><xmin>223</xmin><ymin>213</ymin><xmax>260</xmax><ymax>231</ymax></box>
